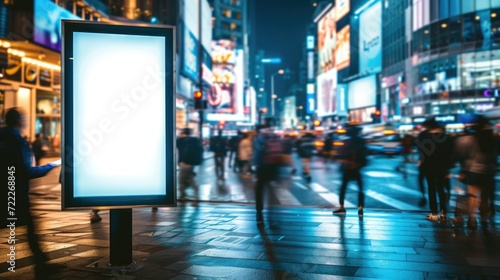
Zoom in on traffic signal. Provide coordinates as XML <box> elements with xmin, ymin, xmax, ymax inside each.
<box><xmin>218</xmin><ymin>120</ymin><xmax>225</xmax><ymax>130</ymax></box>
<box><xmin>313</xmin><ymin>120</ymin><xmax>321</xmax><ymax>126</ymax></box>
<box><xmin>194</xmin><ymin>90</ymin><xmax>203</xmax><ymax>110</ymax></box>
<box><xmin>371</xmin><ymin>110</ymin><xmax>381</xmax><ymax>123</ymax></box>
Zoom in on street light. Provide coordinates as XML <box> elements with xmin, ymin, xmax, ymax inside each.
<box><xmin>271</xmin><ymin>69</ymin><xmax>284</xmax><ymax>118</ymax></box>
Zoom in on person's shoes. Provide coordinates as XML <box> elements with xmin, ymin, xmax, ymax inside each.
<box><xmin>333</xmin><ymin>208</ymin><xmax>346</xmax><ymax>215</ymax></box>
<box><xmin>425</xmin><ymin>213</ymin><xmax>439</xmax><ymax>222</ymax></box>
<box><xmin>358</xmin><ymin>209</ymin><xmax>364</xmax><ymax>219</ymax></box>
<box><xmin>467</xmin><ymin>217</ymin><xmax>478</xmax><ymax>229</ymax></box>
<box><xmin>152</xmin><ymin>207</ymin><xmax>158</xmax><ymax>212</ymax></box>
<box><xmin>440</xmin><ymin>211</ymin><xmax>447</xmax><ymax>222</ymax></box>
<box><xmin>418</xmin><ymin>197</ymin><xmax>427</xmax><ymax>207</ymax></box>
<box><xmin>90</xmin><ymin>212</ymin><xmax>102</xmax><ymax>223</ymax></box>
<box><xmin>256</xmin><ymin>212</ymin><xmax>263</xmax><ymax>224</ymax></box>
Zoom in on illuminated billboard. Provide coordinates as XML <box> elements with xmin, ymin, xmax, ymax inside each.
<box><xmin>62</xmin><ymin>21</ymin><xmax>175</xmax><ymax>209</ymax></box>
<box><xmin>316</xmin><ymin>69</ymin><xmax>337</xmax><ymax>117</ymax></box>
<box><xmin>207</xmin><ymin>40</ymin><xmax>245</xmax><ymax>121</ymax></box>
<box><xmin>336</xmin><ymin>0</ymin><xmax>350</xmax><ymax>21</ymax></box>
<box><xmin>359</xmin><ymin>0</ymin><xmax>382</xmax><ymax>74</ymax></box>
<box><xmin>34</xmin><ymin>0</ymin><xmax>80</xmax><ymax>52</ymax></box>
<box><xmin>306</xmin><ymin>83</ymin><xmax>315</xmax><ymax>114</ymax></box>
<box><xmin>348</xmin><ymin>75</ymin><xmax>377</xmax><ymax>109</ymax></box>
<box><xmin>317</xmin><ymin>7</ymin><xmax>336</xmax><ymax>74</ymax></box>
<box><xmin>336</xmin><ymin>25</ymin><xmax>350</xmax><ymax>70</ymax></box>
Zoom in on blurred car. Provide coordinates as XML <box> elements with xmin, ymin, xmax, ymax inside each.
<box><xmin>315</xmin><ymin>129</ymin><xmax>349</xmax><ymax>158</ymax></box>
<box><xmin>365</xmin><ymin>130</ymin><xmax>403</xmax><ymax>155</ymax></box>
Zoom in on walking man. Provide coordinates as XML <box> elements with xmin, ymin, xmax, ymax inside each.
<box><xmin>333</xmin><ymin>125</ymin><xmax>367</xmax><ymax>219</ymax></box>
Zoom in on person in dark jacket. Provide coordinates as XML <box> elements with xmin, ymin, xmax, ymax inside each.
<box><xmin>177</xmin><ymin>128</ymin><xmax>203</xmax><ymax>199</ymax></box>
<box><xmin>31</xmin><ymin>133</ymin><xmax>45</xmax><ymax>166</ymax></box>
<box><xmin>210</xmin><ymin>129</ymin><xmax>228</xmax><ymax>181</ymax></box>
<box><xmin>332</xmin><ymin>125</ymin><xmax>367</xmax><ymax>219</ymax></box>
<box><xmin>0</xmin><ymin>108</ymin><xmax>61</xmax><ymax>277</ymax></box>
<box><xmin>416</xmin><ymin>117</ymin><xmax>453</xmax><ymax>222</ymax></box>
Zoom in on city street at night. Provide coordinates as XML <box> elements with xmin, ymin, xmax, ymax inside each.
<box><xmin>2</xmin><ymin>0</ymin><xmax>500</xmax><ymax>279</ymax></box>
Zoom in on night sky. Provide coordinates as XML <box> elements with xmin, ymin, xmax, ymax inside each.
<box><xmin>254</xmin><ymin>0</ymin><xmax>314</xmax><ymax>78</ymax></box>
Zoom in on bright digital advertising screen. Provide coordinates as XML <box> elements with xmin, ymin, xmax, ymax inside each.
<box><xmin>348</xmin><ymin>74</ymin><xmax>377</xmax><ymax>109</ymax></box>
<box><xmin>336</xmin><ymin>25</ymin><xmax>350</xmax><ymax>70</ymax></box>
<box><xmin>207</xmin><ymin>40</ymin><xmax>245</xmax><ymax>121</ymax></box>
<box><xmin>316</xmin><ymin>69</ymin><xmax>337</xmax><ymax>117</ymax></box>
<box><xmin>62</xmin><ymin>21</ymin><xmax>175</xmax><ymax>209</ymax></box>
<box><xmin>34</xmin><ymin>0</ymin><xmax>80</xmax><ymax>52</ymax></box>
<box><xmin>359</xmin><ymin>0</ymin><xmax>382</xmax><ymax>74</ymax></box>
<box><xmin>317</xmin><ymin>8</ymin><xmax>336</xmax><ymax>74</ymax></box>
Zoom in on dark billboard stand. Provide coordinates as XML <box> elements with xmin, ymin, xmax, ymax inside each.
<box><xmin>62</xmin><ymin>21</ymin><xmax>176</xmax><ymax>271</ymax></box>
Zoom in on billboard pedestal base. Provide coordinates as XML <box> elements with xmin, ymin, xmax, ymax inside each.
<box><xmin>110</xmin><ymin>209</ymin><xmax>133</xmax><ymax>266</ymax></box>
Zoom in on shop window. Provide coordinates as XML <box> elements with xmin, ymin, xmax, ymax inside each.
<box><xmin>223</xmin><ymin>9</ymin><xmax>231</xmax><ymax>18</ymax></box>
<box><xmin>231</xmin><ymin>23</ymin><xmax>237</xmax><ymax>30</ymax></box>
<box><xmin>235</xmin><ymin>12</ymin><xmax>241</xmax><ymax>19</ymax></box>
<box><xmin>449</xmin><ymin>16</ymin><xmax>462</xmax><ymax>48</ymax></box>
<box><xmin>476</xmin><ymin>9</ymin><xmax>492</xmax><ymax>50</ymax></box>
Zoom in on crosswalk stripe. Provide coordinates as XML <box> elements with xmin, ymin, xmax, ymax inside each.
<box><xmin>317</xmin><ymin>192</ymin><xmax>356</xmax><ymax>208</ymax></box>
<box><xmin>273</xmin><ymin>187</ymin><xmax>302</xmax><ymax>206</ymax></box>
<box><xmin>293</xmin><ymin>182</ymin><xmax>309</xmax><ymax>190</ymax></box>
<box><xmin>310</xmin><ymin>183</ymin><xmax>329</xmax><ymax>193</ymax></box>
<box><xmin>386</xmin><ymin>183</ymin><xmax>423</xmax><ymax>197</ymax></box>
<box><xmin>353</xmin><ymin>187</ymin><xmax>421</xmax><ymax>210</ymax></box>
<box><xmin>292</xmin><ymin>176</ymin><xmax>303</xmax><ymax>180</ymax></box>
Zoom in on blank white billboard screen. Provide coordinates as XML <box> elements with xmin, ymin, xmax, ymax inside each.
<box><xmin>72</xmin><ymin>32</ymin><xmax>166</xmax><ymax>197</ymax></box>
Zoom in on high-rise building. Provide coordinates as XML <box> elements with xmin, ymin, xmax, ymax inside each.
<box><xmin>254</xmin><ymin>50</ymin><xmax>267</xmax><ymax>110</ymax></box>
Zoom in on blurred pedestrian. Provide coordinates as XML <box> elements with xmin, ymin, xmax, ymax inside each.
<box><xmin>323</xmin><ymin>132</ymin><xmax>334</xmax><ymax>167</ymax></box>
<box><xmin>0</xmin><ymin>108</ymin><xmax>62</xmax><ymax>277</ymax></box>
<box><xmin>282</xmin><ymin>135</ymin><xmax>296</xmax><ymax>174</ymax></box>
<box><xmin>453</xmin><ymin>116</ymin><xmax>497</xmax><ymax>228</ymax></box>
<box><xmin>332</xmin><ymin>125</ymin><xmax>367</xmax><ymax>219</ymax></box>
<box><xmin>31</xmin><ymin>133</ymin><xmax>46</xmax><ymax>166</ymax></box>
<box><xmin>297</xmin><ymin>133</ymin><xmax>315</xmax><ymax>182</ymax></box>
<box><xmin>396</xmin><ymin>133</ymin><xmax>414</xmax><ymax>178</ymax></box>
<box><xmin>253</xmin><ymin>118</ymin><xmax>284</xmax><ymax>224</ymax></box>
<box><xmin>177</xmin><ymin>128</ymin><xmax>203</xmax><ymax>199</ymax></box>
<box><xmin>417</xmin><ymin>117</ymin><xmax>452</xmax><ymax>222</ymax></box>
<box><xmin>210</xmin><ymin>129</ymin><xmax>228</xmax><ymax>181</ymax></box>
<box><xmin>228</xmin><ymin>132</ymin><xmax>239</xmax><ymax>171</ymax></box>
<box><xmin>238</xmin><ymin>132</ymin><xmax>252</xmax><ymax>179</ymax></box>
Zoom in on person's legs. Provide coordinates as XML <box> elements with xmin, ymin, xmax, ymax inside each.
<box><xmin>255</xmin><ymin>166</ymin><xmax>271</xmax><ymax>222</ymax></box>
<box><xmin>27</xmin><ymin>211</ymin><xmax>48</xmax><ymax>266</ymax></box>
<box><xmin>418</xmin><ymin>166</ymin><xmax>427</xmax><ymax>206</ymax></box>
<box><xmin>467</xmin><ymin>184</ymin><xmax>481</xmax><ymax>228</ymax></box>
<box><xmin>425</xmin><ymin>173</ymin><xmax>438</xmax><ymax>216</ymax></box>
<box><xmin>337</xmin><ymin>169</ymin><xmax>351</xmax><ymax>210</ymax></box>
<box><xmin>436</xmin><ymin>175</ymin><xmax>447</xmax><ymax>219</ymax></box>
<box><xmin>355</xmin><ymin>169</ymin><xmax>364</xmax><ymax>209</ymax></box>
<box><xmin>186</xmin><ymin>165</ymin><xmax>198</xmax><ymax>199</ymax></box>
<box><xmin>179</xmin><ymin>163</ymin><xmax>189</xmax><ymax>198</ymax></box>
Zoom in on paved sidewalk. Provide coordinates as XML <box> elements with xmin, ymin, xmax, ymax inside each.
<box><xmin>0</xmin><ymin>203</ymin><xmax>499</xmax><ymax>279</ymax></box>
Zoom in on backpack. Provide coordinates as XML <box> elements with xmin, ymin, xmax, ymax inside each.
<box><xmin>183</xmin><ymin>137</ymin><xmax>203</xmax><ymax>165</ymax></box>
<box><xmin>261</xmin><ymin>133</ymin><xmax>284</xmax><ymax>165</ymax></box>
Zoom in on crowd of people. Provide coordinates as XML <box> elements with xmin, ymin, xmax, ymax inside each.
<box><xmin>189</xmin><ymin>115</ymin><xmax>499</xmax><ymax>227</ymax></box>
